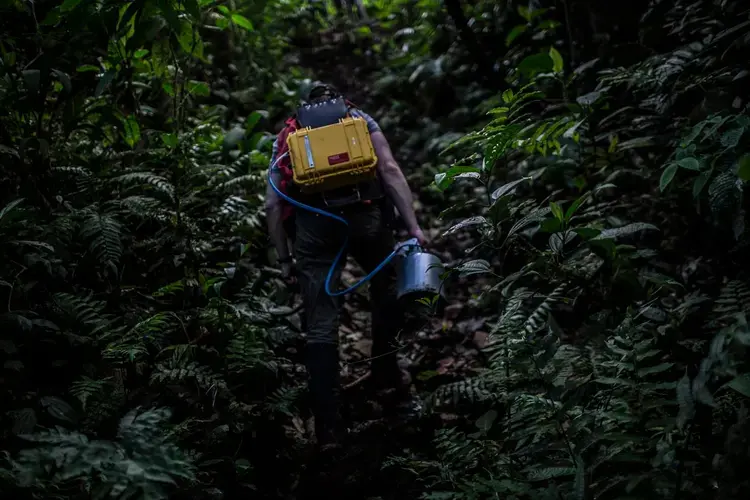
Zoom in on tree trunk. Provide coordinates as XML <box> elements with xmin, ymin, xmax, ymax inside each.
<box><xmin>444</xmin><ymin>0</ymin><xmax>500</xmax><ymax>88</ymax></box>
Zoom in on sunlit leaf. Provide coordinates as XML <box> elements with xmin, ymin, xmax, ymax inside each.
<box><xmin>231</xmin><ymin>13</ymin><xmax>254</xmax><ymax>31</ymax></box>
<box><xmin>186</xmin><ymin>81</ymin><xmax>210</xmax><ymax>96</ymax></box>
<box><xmin>549</xmin><ymin>47</ymin><xmax>564</xmax><ymax>73</ymax></box>
<box><xmin>120</xmin><ymin>115</ymin><xmax>141</xmax><ymax>148</ymax></box>
<box><xmin>490</xmin><ymin>177</ymin><xmax>530</xmax><ymax>201</ymax></box>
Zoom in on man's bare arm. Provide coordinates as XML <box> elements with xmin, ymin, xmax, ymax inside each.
<box><xmin>371</xmin><ymin>130</ymin><xmax>424</xmax><ymax>241</ymax></box>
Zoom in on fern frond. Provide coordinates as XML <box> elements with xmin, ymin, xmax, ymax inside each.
<box><xmin>151</xmin><ymin>361</ymin><xmax>228</xmax><ymax>398</ymax></box>
<box><xmin>12</xmin><ymin>408</ymin><xmax>194</xmax><ymax>497</ymax></box>
<box><xmin>70</xmin><ymin>376</ymin><xmax>112</xmax><ymax>411</ymax></box>
<box><xmin>113</xmin><ymin>171</ymin><xmax>176</xmax><ymax>201</ymax></box>
<box><xmin>102</xmin><ymin>313</ymin><xmax>178</xmax><ymax>362</ymax></box>
<box><xmin>80</xmin><ymin>211</ymin><xmax>123</xmax><ymax>266</ymax></box>
<box><xmin>428</xmin><ymin>375</ymin><xmax>498</xmax><ymax>410</ymax></box>
<box><xmin>705</xmin><ymin>280</ymin><xmax>750</xmax><ymax>333</ymax></box>
<box><xmin>263</xmin><ymin>385</ymin><xmax>303</xmax><ymax>417</ymax></box>
<box><xmin>226</xmin><ymin>328</ymin><xmax>275</xmax><ymax>374</ymax></box>
<box><xmin>52</xmin><ymin>292</ymin><xmax>115</xmax><ymax>336</ymax></box>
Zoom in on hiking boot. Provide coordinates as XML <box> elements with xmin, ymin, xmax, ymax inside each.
<box><xmin>305</xmin><ymin>343</ymin><xmax>345</xmax><ymax>449</ymax></box>
<box><xmin>370</xmin><ymin>359</ymin><xmax>423</xmax><ymax>420</ymax></box>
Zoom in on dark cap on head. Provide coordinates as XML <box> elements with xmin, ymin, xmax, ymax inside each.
<box><xmin>304</xmin><ymin>81</ymin><xmax>341</xmax><ymax>103</ymax></box>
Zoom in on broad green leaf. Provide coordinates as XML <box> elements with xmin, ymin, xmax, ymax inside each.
<box><xmin>245</xmin><ymin>111</ymin><xmax>263</xmax><ymax>132</ymax></box>
<box><xmin>588</xmin><ymin>238</ymin><xmax>617</xmax><ymax>260</ymax></box>
<box><xmin>40</xmin><ymin>396</ymin><xmax>78</xmax><ymax>424</ymax></box>
<box><xmin>538</xmin><ymin>19</ymin><xmax>561</xmax><ymax>30</ymax></box>
<box><xmin>442</xmin><ymin>216</ymin><xmax>488</xmax><ymax>237</ymax></box>
<box><xmin>76</xmin><ymin>64</ymin><xmax>99</xmax><ymax>72</ymax></box>
<box><xmin>501</xmin><ymin>88</ymin><xmax>514</xmax><ymax>103</ymax></box>
<box><xmin>517</xmin><ymin>5</ymin><xmax>532</xmax><ymax>21</ymax></box>
<box><xmin>592</xmin><ymin>222</ymin><xmax>659</xmax><ymax>241</ymax></box>
<box><xmin>231</xmin><ymin>13</ymin><xmax>253</xmax><ymax>31</ymax></box>
<box><xmin>133</xmin><ymin>49</ymin><xmax>149</xmax><ymax>59</ymax></box>
<box><xmin>216</xmin><ymin>16</ymin><xmax>230</xmax><ymax>29</ymax></box>
<box><xmin>60</xmin><ymin>0</ymin><xmax>83</xmax><ymax>12</ymax></box>
<box><xmin>549</xmin><ymin>46</ymin><xmax>564</xmax><ymax>73</ymax></box>
<box><xmin>162</xmin><ymin>82</ymin><xmax>175</xmax><ymax>96</ymax></box>
<box><xmin>565</xmin><ymin>192</ymin><xmax>590</xmax><ymax>220</ymax></box>
<box><xmin>738</xmin><ymin>154</ymin><xmax>750</xmax><ymax>181</ymax></box>
<box><xmin>577</xmin><ymin>90</ymin><xmax>603</xmax><ymax>107</ymax></box>
<box><xmin>186</xmin><ymin>80</ymin><xmax>210</xmax><ymax>96</ymax></box>
<box><xmin>161</xmin><ymin>133</ymin><xmax>178</xmax><ymax>148</ymax></box>
<box><xmin>120</xmin><ymin>115</ymin><xmax>141</xmax><ymax>149</ymax></box>
<box><xmin>0</xmin><ymin>198</ymin><xmax>24</xmax><ymax>223</ymax></box>
<box><xmin>475</xmin><ymin>409</ymin><xmax>497</xmax><ymax>432</ymax></box>
<box><xmin>659</xmin><ymin>163</ymin><xmax>678</xmax><ymax>192</ymax></box>
<box><xmin>540</xmin><ymin>217</ymin><xmax>562</xmax><ymax>233</ymax></box>
<box><xmin>676</xmin><ymin>157</ymin><xmax>701</xmax><ymax>171</ymax></box>
<box><xmin>455</xmin><ymin>259</ymin><xmax>491</xmax><ymax>277</ymax></box>
<box><xmin>726</xmin><ymin>374</ymin><xmax>750</xmax><ymax>397</ymax></box>
<box><xmin>550</xmin><ymin>201</ymin><xmax>564</xmax><ymax>222</ymax></box>
<box><xmin>693</xmin><ymin>169</ymin><xmax>713</xmax><ymax>198</ymax></box>
<box><xmin>434</xmin><ymin>165</ymin><xmax>481</xmax><ymax>190</ymax></box>
<box><xmin>549</xmin><ymin>232</ymin><xmax>569</xmax><ymax>253</ymax></box>
<box><xmin>637</xmin><ymin>362</ymin><xmax>674</xmax><ymax>377</ymax></box>
<box><xmin>416</xmin><ymin>370</ymin><xmax>439</xmax><ymax>381</ymax></box>
<box><xmin>490</xmin><ymin>177</ymin><xmax>530</xmax><ymax>201</ymax></box>
<box><xmin>608</xmin><ymin>135</ymin><xmax>619</xmax><ymax>153</ymax></box>
<box><xmin>518</xmin><ymin>52</ymin><xmax>553</xmax><ymax>79</ymax></box>
<box><xmin>505</xmin><ymin>25</ymin><xmax>527</xmax><ymax>46</ymax></box>
<box><xmin>95</xmin><ymin>70</ymin><xmax>115</xmax><ymax>97</ymax></box>
<box><xmin>573</xmin><ymin>227</ymin><xmax>601</xmax><ymax>240</ymax></box>
<box><xmin>51</xmin><ymin>69</ymin><xmax>71</xmax><ymax>94</ymax></box>
<box><xmin>177</xmin><ymin>22</ymin><xmax>205</xmax><ymax>59</ymax></box>
<box><xmin>720</xmin><ymin>127</ymin><xmax>743</xmax><ymax>148</ymax></box>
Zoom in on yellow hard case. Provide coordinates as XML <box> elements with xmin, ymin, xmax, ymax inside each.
<box><xmin>286</xmin><ymin>116</ymin><xmax>379</xmax><ymax>193</ymax></box>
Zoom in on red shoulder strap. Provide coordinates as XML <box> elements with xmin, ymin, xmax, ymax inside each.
<box><xmin>284</xmin><ymin>116</ymin><xmax>299</xmax><ymax>128</ymax></box>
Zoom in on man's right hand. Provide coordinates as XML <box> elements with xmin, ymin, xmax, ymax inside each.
<box><xmin>409</xmin><ymin>226</ymin><xmax>428</xmax><ymax>248</ymax></box>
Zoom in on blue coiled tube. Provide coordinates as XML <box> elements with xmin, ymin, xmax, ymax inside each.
<box><xmin>266</xmin><ymin>152</ymin><xmax>417</xmax><ymax>297</ymax></box>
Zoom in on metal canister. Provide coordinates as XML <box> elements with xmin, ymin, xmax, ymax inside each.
<box><xmin>396</xmin><ymin>248</ymin><xmax>446</xmax><ymax>301</ymax></box>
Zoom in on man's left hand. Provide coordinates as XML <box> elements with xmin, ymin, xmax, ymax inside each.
<box><xmin>281</xmin><ymin>261</ymin><xmax>297</xmax><ymax>286</ymax></box>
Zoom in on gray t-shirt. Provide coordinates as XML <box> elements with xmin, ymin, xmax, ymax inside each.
<box><xmin>269</xmin><ymin>108</ymin><xmax>381</xmax><ymax>172</ymax></box>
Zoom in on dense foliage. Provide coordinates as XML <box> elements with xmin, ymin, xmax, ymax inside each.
<box><xmin>1</xmin><ymin>0</ymin><xmax>750</xmax><ymax>499</ymax></box>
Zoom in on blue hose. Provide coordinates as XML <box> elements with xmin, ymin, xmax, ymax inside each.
<box><xmin>267</xmin><ymin>152</ymin><xmax>417</xmax><ymax>297</ymax></box>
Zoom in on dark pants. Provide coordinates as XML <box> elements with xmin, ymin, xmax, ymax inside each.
<box><xmin>294</xmin><ymin>202</ymin><xmax>403</xmax><ymax>443</ymax></box>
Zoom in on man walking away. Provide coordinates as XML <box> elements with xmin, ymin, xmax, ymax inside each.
<box><xmin>264</xmin><ymin>82</ymin><xmax>427</xmax><ymax>448</ymax></box>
